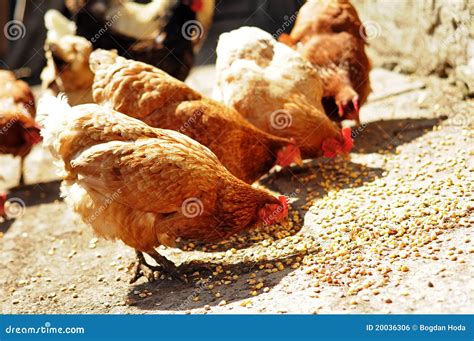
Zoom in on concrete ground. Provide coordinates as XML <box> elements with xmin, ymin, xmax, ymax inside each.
<box><xmin>0</xmin><ymin>68</ymin><xmax>472</xmax><ymax>314</ymax></box>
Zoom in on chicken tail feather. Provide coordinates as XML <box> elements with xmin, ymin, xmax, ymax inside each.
<box><xmin>37</xmin><ymin>93</ymin><xmax>71</xmax><ymax>158</ymax></box>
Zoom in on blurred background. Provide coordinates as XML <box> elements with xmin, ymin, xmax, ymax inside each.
<box><xmin>0</xmin><ymin>0</ymin><xmax>472</xmax><ymax>94</ymax></box>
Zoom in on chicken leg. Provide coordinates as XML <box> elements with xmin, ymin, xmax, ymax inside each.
<box><xmin>129</xmin><ymin>250</ymin><xmax>185</xmax><ymax>284</ymax></box>
<box><xmin>19</xmin><ymin>156</ymin><xmax>25</xmax><ymax>186</ymax></box>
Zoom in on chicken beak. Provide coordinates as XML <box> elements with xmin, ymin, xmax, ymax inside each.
<box><xmin>280</xmin><ymin>218</ymin><xmax>290</xmax><ymax>229</ymax></box>
<box><xmin>293</xmin><ymin>154</ymin><xmax>304</xmax><ymax>166</ymax></box>
<box><xmin>337</xmin><ymin>103</ymin><xmax>345</xmax><ymax>117</ymax></box>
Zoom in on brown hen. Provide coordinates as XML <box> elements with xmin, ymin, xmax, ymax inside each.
<box><xmin>279</xmin><ymin>0</ymin><xmax>371</xmax><ymax>123</ymax></box>
<box><xmin>38</xmin><ymin>94</ymin><xmax>288</xmax><ymax>282</ymax></box>
<box><xmin>89</xmin><ymin>49</ymin><xmax>301</xmax><ymax>184</ymax></box>
<box><xmin>0</xmin><ymin>70</ymin><xmax>42</xmax><ymax>186</ymax></box>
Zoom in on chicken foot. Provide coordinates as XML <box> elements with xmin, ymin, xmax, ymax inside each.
<box><xmin>129</xmin><ymin>250</ymin><xmax>186</xmax><ymax>284</ymax></box>
<box><xmin>129</xmin><ymin>250</ymin><xmax>161</xmax><ymax>283</ymax></box>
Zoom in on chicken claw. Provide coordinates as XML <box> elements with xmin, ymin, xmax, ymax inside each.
<box><xmin>129</xmin><ymin>251</ymin><xmax>161</xmax><ymax>284</ymax></box>
<box><xmin>129</xmin><ymin>250</ymin><xmax>188</xmax><ymax>284</ymax></box>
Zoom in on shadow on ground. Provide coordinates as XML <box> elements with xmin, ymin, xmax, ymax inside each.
<box><xmin>353</xmin><ymin>117</ymin><xmax>445</xmax><ymax>154</ymax></box>
<box><xmin>0</xmin><ymin>180</ymin><xmax>62</xmax><ymax>233</ymax></box>
<box><xmin>126</xmin><ymin>252</ymin><xmax>303</xmax><ymax>311</ymax></box>
<box><xmin>263</xmin><ymin>158</ymin><xmax>385</xmax><ymax>218</ymax></box>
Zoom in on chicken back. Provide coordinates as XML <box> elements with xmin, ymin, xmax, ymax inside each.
<box><xmin>90</xmin><ymin>49</ymin><xmax>301</xmax><ymax>183</ymax></box>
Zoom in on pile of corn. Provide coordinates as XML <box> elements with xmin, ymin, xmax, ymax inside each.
<box><xmin>180</xmin><ymin>117</ymin><xmax>472</xmax><ymax>299</ymax></box>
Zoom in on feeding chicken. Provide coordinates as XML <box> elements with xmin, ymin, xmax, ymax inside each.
<box><xmin>89</xmin><ymin>49</ymin><xmax>301</xmax><ymax>184</ymax></box>
<box><xmin>41</xmin><ymin>10</ymin><xmax>94</xmax><ymax>106</ymax></box>
<box><xmin>65</xmin><ymin>0</ymin><xmax>214</xmax><ymax>81</ymax></box>
<box><xmin>0</xmin><ymin>71</ymin><xmax>42</xmax><ymax>186</ymax></box>
<box><xmin>37</xmin><ymin>94</ymin><xmax>289</xmax><ymax>282</ymax></box>
<box><xmin>279</xmin><ymin>0</ymin><xmax>371</xmax><ymax>123</ymax></box>
<box><xmin>214</xmin><ymin>27</ymin><xmax>353</xmax><ymax>160</ymax></box>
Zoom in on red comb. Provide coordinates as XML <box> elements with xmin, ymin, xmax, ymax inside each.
<box><xmin>322</xmin><ymin>127</ymin><xmax>353</xmax><ymax>157</ymax></box>
<box><xmin>191</xmin><ymin>0</ymin><xmax>203</xmax><ymax>12</ymax></box>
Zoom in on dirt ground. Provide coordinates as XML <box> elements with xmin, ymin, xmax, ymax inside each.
<box><xmin>0</xmin><ymin>68</ymin><xmax>472</xmax><ymax>314</ymax></box>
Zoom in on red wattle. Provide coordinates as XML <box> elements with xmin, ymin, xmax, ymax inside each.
<box><xmin>341</xmin><ymin>127</ymin><xmax>354</xmax><ymax>153</ymax></box>
<box><xmin>337</xmin><ymin>103</ymin><xmax>344</xmax><ymax>117</ymax></box>
<box><xmin>322</xmin><ymin>128</ymin><xmax>353</xmax><ymax>157</ymax></box>
<box><xmin>321</xmin><ymin>138</ymin><xmax>339</xmax><ymax>158</ymax></box>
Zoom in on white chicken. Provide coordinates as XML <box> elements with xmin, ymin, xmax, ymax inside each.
<box><xmin>214</xmin><ymin>27</ymin><xmax>353</xmax><ymax>159</ymax></box>
<box><xmin>41</xmin><ymin>10</ymin><xmax>94</xmax><ymax>106</ymax></box>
